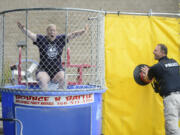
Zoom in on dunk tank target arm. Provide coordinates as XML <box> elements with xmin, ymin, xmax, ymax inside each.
<box><xmin>62</xmin><ymin>48</ymin><xmax>96</xmax><ymax>85</ymax></box>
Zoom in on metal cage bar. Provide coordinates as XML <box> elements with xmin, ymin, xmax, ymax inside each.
<box><xmin>0</xmin><ymin>8</ymin><xmax>179</xmax><ymax>17</ymax></box>
<box><xmin>0</xmin><ymin>8</ymin><xmax>106</xmax><ymax>91</ymax></box>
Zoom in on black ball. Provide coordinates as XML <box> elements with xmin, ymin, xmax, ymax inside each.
<box><xmin>133</xmin><ymin>64</ymin><xmax>150</xmax><ymax>86</ymax></box>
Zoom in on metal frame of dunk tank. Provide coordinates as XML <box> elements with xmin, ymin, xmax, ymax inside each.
<box><xmin>0</xmin><ymin>8</ymin><xmax>106</xmax><ymax>90</ymax></box>
<box><xmin>0</xmin><ymin>8</ymin><xmax>106</xmax><ymax>135</ymax></box>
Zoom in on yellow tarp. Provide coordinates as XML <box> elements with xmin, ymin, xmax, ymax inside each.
<box><xmin>103</xmin><ymin>15</ymin><xmax>180</xmax><ymax>135</ymax></box>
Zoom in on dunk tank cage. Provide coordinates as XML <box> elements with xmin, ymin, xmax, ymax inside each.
<box><xmin>0</xmin><ymin>8</ymin><xmax>106</xmax><ymax>135</ymax></box>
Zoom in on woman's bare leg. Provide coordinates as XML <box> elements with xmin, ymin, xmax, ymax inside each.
<box><xmin>52</xmin><ymin>71</ymin><xmax>65</xmax><ymax>89</ymax></box>
<box><xmin>36</xmin><ymin>71</ymin><xmax>50</xmax><ymax>90</ymax></box>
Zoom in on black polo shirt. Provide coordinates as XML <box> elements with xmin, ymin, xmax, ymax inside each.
<box><xmin>148</xmin><ymin>56</ymin><xmax>180</xmax><ymax>96</ymax></box>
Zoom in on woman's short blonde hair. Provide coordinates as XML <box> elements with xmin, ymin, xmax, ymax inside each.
<box><xmin>46</xmin><ymin>24</ymin><xmax>56</xmax><ymax>31</ymax></box>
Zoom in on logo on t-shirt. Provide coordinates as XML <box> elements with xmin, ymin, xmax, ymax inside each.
<box><xmin>165</xmin><ymin>62</ymin><xmax>179</xmax><ymax>68</ymax></box>
<box><xmin>47</xmin><ymin>46</ymin><xmax>58</xmax><ymax>59</ymax></box>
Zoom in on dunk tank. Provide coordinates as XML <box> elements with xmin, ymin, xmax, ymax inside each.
<box><xmin>0</xmin><ymin>8</ymin><xmax>106</xmax><ymax>135</ymax></box>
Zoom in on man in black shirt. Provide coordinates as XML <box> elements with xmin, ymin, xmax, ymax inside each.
<box><xmin>141</xmin><ymin>44</ymin><xmax>180</xmax><ymax>135</ymax></box>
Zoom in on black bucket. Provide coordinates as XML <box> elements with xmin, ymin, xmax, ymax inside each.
<box><xmin>133</xmin><ymin>64</ymin><xmax>151</xmax><ymax>86</ymax></box>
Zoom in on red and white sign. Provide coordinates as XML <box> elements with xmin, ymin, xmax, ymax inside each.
<box><xmin>14</xmin><ymin>94</ymin><xmax>94</xmax><ymax>106</ymax></box>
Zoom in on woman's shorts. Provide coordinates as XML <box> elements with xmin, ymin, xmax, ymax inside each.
<box><xmin>36</xmin><ymin>65</ymin><xmax>64</xmax><ymax>79</ymax></box>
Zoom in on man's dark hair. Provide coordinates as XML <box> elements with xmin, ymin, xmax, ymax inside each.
<box><xmin>158</xmin><ymin>44</ymin><xmax>168</xmax><ymax>55</ymax></box>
